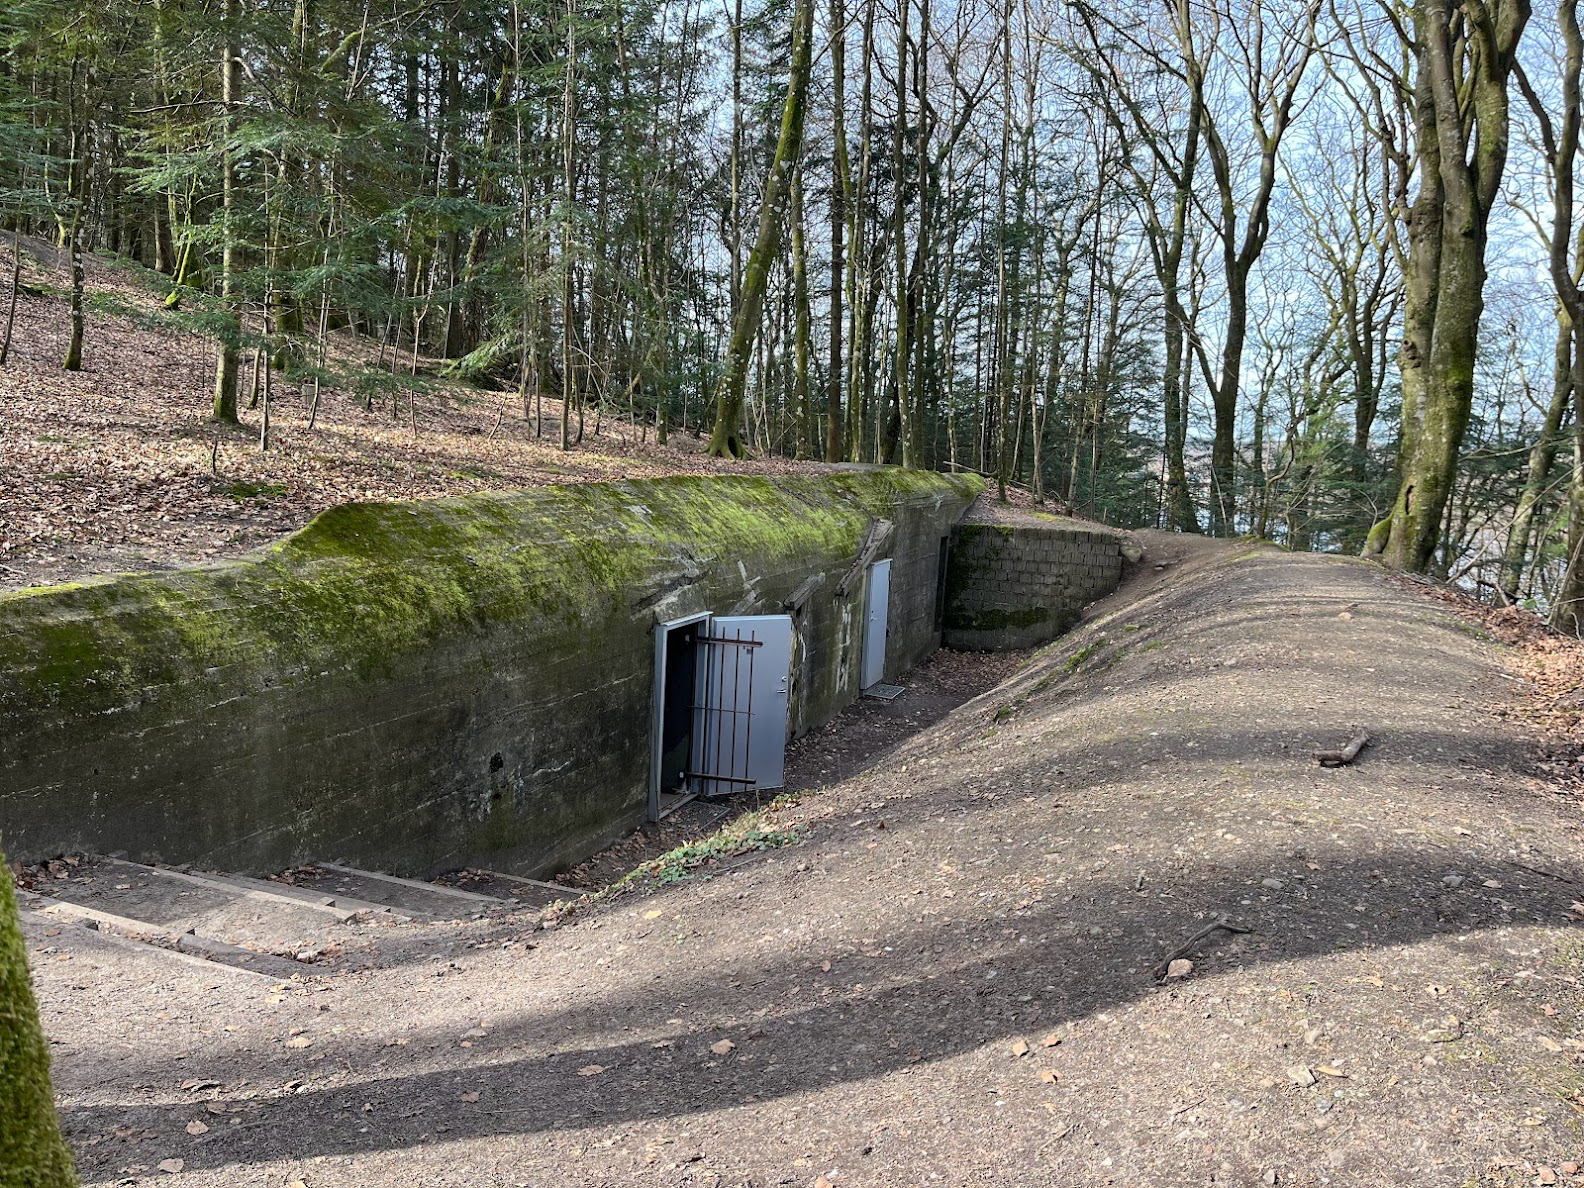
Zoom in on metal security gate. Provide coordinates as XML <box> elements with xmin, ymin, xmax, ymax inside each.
<box><xmin>691</xmin><ymin>614</ymin><xmax>792</xmax><ymax>797</ymax></box>
<box><xmin>651</xmin><ymin>613</ymin><xmax>793</xmax><ymax>818</ymax></box>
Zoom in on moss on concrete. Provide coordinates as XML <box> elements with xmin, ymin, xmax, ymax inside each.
<box><xmin>0</xmin><ymin>469</ymin><xmax>980</xmax><ymax>876</ymax></box>
<box><xmin>0</xmin><ymin>471</ymin><xmax>977</xmax><ymax>725</ymax></box>
<box><xmin>0</xmin><ymin>857</ymin><xmax>77</xmax><ymax>1188</ymax></box>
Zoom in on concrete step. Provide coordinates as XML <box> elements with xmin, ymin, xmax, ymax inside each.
<box><xmin>21</xmin><ymin>855</ymin><xmax>354</xmax><ymax>969</ymax></box>
<box><xmin>441</xmin><ymin>868</ymin><xmax>572</xmax><ymax>910</ymax></box>
<box><xmin>281</xmin><ymin>862</ymin><xmax>525</xmax><ymax>920</ymax></box>
<box><xmin>118</xmin><ymin>859</ymin><xmax>362</xmax><ymax>923</ymax></box>
<box><xmin>17</xmin><ymin>892</ymin><xmax>305</xmax><ymax>979</ymax></box>
<box><xmin>19</xmin><ymin>907</ymin><xmax>282</xmax><ymax>984</ymax></box>
<box><xmin>182</xmin><ymin>867</ymin><xmax>417</xmax><ymax>922</ymax></box>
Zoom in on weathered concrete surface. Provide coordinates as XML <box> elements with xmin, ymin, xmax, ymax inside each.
<box><xmin>942</xmin><ymin>518</ymin><xmax>1124</xmax><ymax>650</ymax></box>
<box><xmin>0</xmin><ymin>470</ymin><xmax>978</xmax><ymax>877</ymax></box>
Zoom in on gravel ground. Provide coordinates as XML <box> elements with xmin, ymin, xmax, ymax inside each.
<box><xmin>25</xmin><ymin>535</ymin><xmax>1584</xmax><ymax>1187</ymax></box>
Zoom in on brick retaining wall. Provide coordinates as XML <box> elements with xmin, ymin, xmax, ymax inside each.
<box><xmin>943</xmin><ymin>520</ymin><xmax>1124</xmax><ymax>651</ymax></box>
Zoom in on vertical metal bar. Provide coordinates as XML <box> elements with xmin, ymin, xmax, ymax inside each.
<box><xmin>690</xmin><ymin>631</ymin><xmax>704</xmax><ymax>794</ymax></box>
<box><xmin>713</xmin><ymin>636</ymin><xmax>726</xmax><ymax>794</ymax></box>
<box><xmin>727</xmin><ymin>627</ymin><xmax>742</xmax><ymax>783</ymax></box>
<box><xmin>698</xmin><ymin>638</ymin><xmax>710</xmax><ymax>795</ymax></box>
<box><xmin>743</xmin><ymin>625</ymin><xmax>755</xmax><ymax>785</ymax></box>
<box><xmin>699</xmin><ymin>629</ymin><xmax>714</xmax><ymax>794</ymax></box>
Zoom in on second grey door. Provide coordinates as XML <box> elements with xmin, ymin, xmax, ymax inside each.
<box><xmin>862</xmin><ymin>559</ymin><xmax>891</xmax><ymax>689</ymax></box>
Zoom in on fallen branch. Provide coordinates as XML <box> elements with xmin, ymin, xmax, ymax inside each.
<box><xmin>1152</xmin><ymin>917</ymin><xmax>1251</xmax><ymax>982</ymax></box>
<box><xmin>1314</xmin><ymin>729</ymin><xmax>1371</xmax><ymax>767</ymax></box>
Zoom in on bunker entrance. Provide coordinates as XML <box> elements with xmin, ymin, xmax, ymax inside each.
<box><xmin>650</xmin><ymin>612</ymin><xmax>793</xmax><ymax>821</ymax></box>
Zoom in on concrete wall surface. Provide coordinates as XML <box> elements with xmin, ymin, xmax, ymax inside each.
<box><xmin>943</xmin><ymin>519</ymin><xmax>1124</xmax><ymax>651</ymax></box>
<box><xmin>0</xmin><ymin>469</ymin><xmax>979</xmax><ymax>877</ymax></box>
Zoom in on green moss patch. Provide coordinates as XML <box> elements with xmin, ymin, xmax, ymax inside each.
<box><xmin>0</xmin><ymin>470</ymin><xmax>978</xmax><ymax>728</ymax></box>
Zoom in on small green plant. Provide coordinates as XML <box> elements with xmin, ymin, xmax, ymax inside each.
<box><xmin>1063</xmin><ymin>637</ymin><xmax>1106</xmax><ymax>672</ymax></box>
<box><xmin>223</xmin><ymin>479</ymin><xmax>287</xmax><ymax>501</ymax></box>
<box><xmin>602</xmin><ymin>805</ymin><xmax>803</xmax><ymax>898</ymax></box>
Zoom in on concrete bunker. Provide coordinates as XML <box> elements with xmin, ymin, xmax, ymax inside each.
<box><xmin>0</xmin><ymin>469</ymin><xmax>981</xmax><ymax>878</ymax></box>
<box><xmin>0</xmin><ymin>470</ymin><xmax>1128</xmax><ymax>881</ymax></box>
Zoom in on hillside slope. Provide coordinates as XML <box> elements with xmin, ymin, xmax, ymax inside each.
<box><xmin>27</xmin><ymin>540</ymin><xmax>1584</xmax><ymax>1187</ymax></box>
<box><xmin>0</xmin><ymin>241</ymin><xmax>825</xmax><ymax>593</ymax></box>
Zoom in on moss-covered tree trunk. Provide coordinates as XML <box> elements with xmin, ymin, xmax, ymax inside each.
<box><xmin>0</xmin><ymin>856</ymin><xmax>78</xmax><ymax>1187</ymax></box>
<box><xmin>706</xmin><ymin>0</ymin><xmax>814</xmax><ymax>459</ymax></box>
<box><xmin>1366</xmin><ymin>0</ymin><xmax>1528</xmax><ymax>572</ymax></box>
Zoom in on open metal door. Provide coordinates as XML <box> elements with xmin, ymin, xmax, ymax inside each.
<box><xmin>691</xmin><ymin>614</ymin><xmax>793</xmax><ymax>797</ymax></box>
<box><xmin>862</xmin><ymin>559</ymin><xmax>891</xmax><ymax>689</ymax></box>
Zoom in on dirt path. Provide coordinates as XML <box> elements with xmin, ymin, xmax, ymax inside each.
<box><xmin>558</xmin><ymin>647</ymin><xmax>1030</xmax><ymax>891</ymax></box>
<box><xmin>27</xmin><ymin>540</ymin><xmax>1584</xmax><ymax>1187</ymax></box>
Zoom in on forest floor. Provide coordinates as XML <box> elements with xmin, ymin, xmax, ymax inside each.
<box><xmin>24</xmin><ymin>535</ymin><xmax>1584</xmax><ymax>1187</ymax></box>
<box><xmin>0</xmin><ymin>239</ymin><xmax>845</xmax><ymax>592</ymax></box>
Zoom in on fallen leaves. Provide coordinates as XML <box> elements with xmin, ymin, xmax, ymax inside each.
<box><xmin>0</xmin><ymin>249</ymin><xmax>839</xmax><ymax>592</ymax></box>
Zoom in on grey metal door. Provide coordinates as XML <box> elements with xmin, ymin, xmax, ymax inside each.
<box><xmin>692</xmin><ymin>614</ymin><xmax>793</xmax><ymax>796</ymax></box>
<box><xmin>862</xmin><ymin>559</ymin><xmax>891</xmax><ymax>689</ymax></box>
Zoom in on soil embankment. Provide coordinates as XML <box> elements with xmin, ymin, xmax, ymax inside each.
<box><xmin>26</xmin><ymin>538</ymin><xmax>1584</xmax><ymax>1186</ymax></box>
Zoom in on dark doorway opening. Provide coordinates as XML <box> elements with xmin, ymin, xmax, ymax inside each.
<box><xmin>934</xmin><ymin>537</ymin><xmax>951</xmax><ymax>629</ymax></box>
<box><xmin>653</xmin><ymin>616</ymin><xmax>704</xmax><ymax>819</ymax></box>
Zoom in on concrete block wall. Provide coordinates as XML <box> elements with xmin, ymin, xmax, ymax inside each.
<box><xmin>0</xmin><ymin>469</ymin><xmax>980</xmax><ymax>878</ymax></box>
<box><xmin>943</xmin><ymin>520</ymin><xmax>1124</xmax><ymax>651</ymax></box>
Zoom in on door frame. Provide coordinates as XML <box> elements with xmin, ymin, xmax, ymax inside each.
<box><xmin>651</xmin><ymin>611</ymin><xmax>712</xmax><ymax>821</ymax></box>
<box><xmin>862</xmin><ymin>558</ymin><xmax>892</xmax><ymax>689</ymax></box>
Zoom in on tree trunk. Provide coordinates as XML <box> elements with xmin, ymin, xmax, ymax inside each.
<box><xmin>1500</xmin><ymin>315</ymin><xmax>1571</xmax><ymax>602</ymax></box>
<box><xmin>826</xmin><ymin>0</ymin><xmax>848</xmax><ymax>461</ymax></box>
<box><xmin>0</xmin><ymin>849</ymin><xmax>78</xmax><ymax>1188</ymax></box>
<box><xmin>707</xmin><ymin>0</ymin><xmax>814</xmax><ymax>458</ymax></box>
<box><xmin>212</xmin><ymin>0</ymin><xmax>242</xmax><ymax>423</ymax></box>
<box><xmin>1367</xmin><ymin>0</ymin><xmax>1529</xmax><ymax>571</ymax></box>
<box><xmin>0</xmin><ymin>227</ymin><xmax>20</xmax><ymax>366</ymax></box>
<box><xmin>790</xmin><ymin>164</ymin><xmax>813</xmax><ymax>458</ymax></box>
